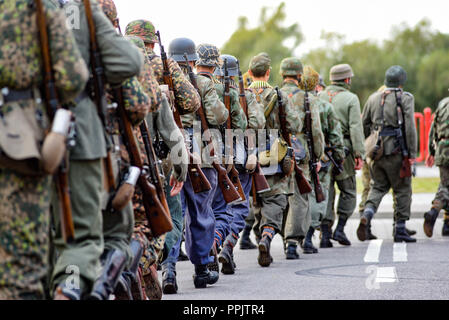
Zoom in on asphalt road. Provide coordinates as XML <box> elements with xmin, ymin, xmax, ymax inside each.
<box><xmin>160</xmin><ymin>217</ymin><xmax>449</xmax><ymax>300</ymax></box>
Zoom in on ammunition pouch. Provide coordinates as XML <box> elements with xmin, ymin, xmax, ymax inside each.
<box><xmin>365</xmin><ymin>128</ymin><xmax>384</xmax><ymax>161</ymax></box>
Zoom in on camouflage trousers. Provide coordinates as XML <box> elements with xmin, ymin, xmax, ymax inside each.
<box><xmin>358</xmin><ymin>164</ymin><xmax>371</xmax><ymax>213</ymax></box>
<box><xmin>282</xmin><ymin>180</ymin><xmax>310</xmax><ymax>244</ymax></box>
<box><xmin>325</xmin><ymin>175</ymin><xmax>357</xmax><ymax>225</ymax></box>
<box><xmin>253</xmin><ymin>194</ymin><xmax>289</xmax><ymax>235</ymax></box>
<box><xmin>430</xmin><ymin>166</ymin><xmax>449</xmax><ymax>212</ymax></box>
<box><xmin>0</xmin><ymin>169</ymin><xmax>51</xmax><ymax>300</ymax></box>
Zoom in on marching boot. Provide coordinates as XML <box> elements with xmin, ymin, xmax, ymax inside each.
<box><xmin>193</xmin><ymin>264</ymin><xmax>219</xmax><ymax>289</ymax></box>
<box><xmin>178</xmin><ymin>242</ymin><xmax>189</xmax><ymax>262</ymax></box>
<box><xmin>333</xmin><ymin>217</ymin><xmax>351</xmax><ymax>246</ymax></box>
<box><xmin>357</xmin><ymin>208</ymin><xmax>374</xmax><ymax>242</ymax></box>
<box><xmin>443</xmin><ymin>219</ymin><xmax>449</xmax><ymax>237</ymax></box>
<box><xmin>239</xmin><ymin>224</ymin><xmax>257</xmax><ymax>250</ymax></box>
<box><xmin>285</xmin><ymin>243</ymin><xmax>299</xmax><ymax>260</ymax></box>
<box><xmin>162</xmin><ymin>263</ymin><xmax>178</xmax><ymax>295</ymax></box>
<box><xmin>392</xmin><ymin>222</ymin><xmax>417</xmax><ymax>237</ymax></box>
<box><xmin>423</xmin><ymin>208</ymin><xmax>439</xmax><ymax>238</ymax></box>
<box><xmin>320</xmin><ymin>223</ymin><xmax>333</xmax><ymax>248</ymax></box>
<box><xmin>143</xmin><ymin>264</ymin><xmax>162</xmax><ymax>300</ymax></box>
<box><xmin>89</xmin><ymin>249</ymin><xmax>127</xmax><ymax>300</ymax></box>
<box><xmin>367</xmin><ymin>223</ymin><xmax>377</xmax><ymax>240</ymax></box>
<box><xmin>114</xmin><ymin>240</ymin><xmax>144</xmax><ymax>300</ymax></box>
<box><xmin>303</xmin><ymin>227</ymin><xmax>318</xmax><ymax>254</ymax></box>
<box><xmin>207</xmin><ymin>241</ymin><xmax>220</xmax><ymax>273</ymax></box>
<box><xmin>395</xmin><ymin>221</ymin><xmax>417</xmax><ymax>243</ymax></box>
<box><xmin>219</xmin><ymin>234</ymin><xmax>238</xmax><ymax>275</ymax></box>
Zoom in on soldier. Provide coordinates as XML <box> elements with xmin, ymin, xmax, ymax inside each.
<box><xmin>0</xmin><ymin>0</ymin><xmax>88</xmax><ymax>300</ymax></box>
<box><xmin>316</xmin><ymin>75</ymin><xmax>326</xmax><ymax>93</ymax></box>
<box><xmin>423</xmin><ymin>90</ymin><xmax>449</xmax><ymax>238</ymax></box>
<box><xmin>319</xmin><ymin>64</ymin><xmax>365</xmax><ymax>246</ymax></box>
<box><xmin>304</xmin><ymin>67</ymin><xmax>346</xmax><ymax>250</ymax></box>
<box><xmin>279</xmin><ymin>59</ymin><xmax>324</xmax><ymax>258</ymax></box>
<box><xmin>357</xmin><ymin>66</ymin><xmax>417</xmax><ymax>243</ymax></box>
<box><xmin>247</xmin><ymin>53</ymin><xmax>301</xmax><ymax>267</ymax></box>
<box><xmin>48</xmin><ymin>0</ymin><xmax>143</xmax><ymax>300</ymax></box>
<box><xmin>214</xmin><ymin>54</ymin><xmax>265</xmax><ymax>274</ymax></box>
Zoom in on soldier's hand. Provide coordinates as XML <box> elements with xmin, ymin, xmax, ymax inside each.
<box><xmin>354</xmin><ymin>157</ymin><xmax>364</xmax><ymax>171</ymax></box>
<box><xmin>315</xmin><ymin>161</ymin><xmax>322</xmax><ymax>173</ymax></box>
<box><xmin>245</xmin><ymin>154</ymin><xmax>258</xmax><ymax>172</ymax></box>
<box><xmin>169</xmin><ymin>175</ymin><xmax>184</xmax><ymax>197</ymax></box>
<box><xmin>425</xmin><ymin>155</ymin><xmax>434</xmax><ymax>168</ymax></box>
<box><xmin>226</xmin><ymin>156</ymin><xmax>234</xmax><ymax>173</ymax></box>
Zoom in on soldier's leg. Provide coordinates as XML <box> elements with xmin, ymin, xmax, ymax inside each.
<box><xmin>211</xmin><ymin>186</ymin><xmax>233</xmax><ymax>249</ymax></box>
<box><xmin>358</xmin><ymin>164</ymin><xmax>371</xmax><ymax>214</ymax></box>
<box><xmin>323</xmin><ymin>176</ymin><xmax>337</xmax><ymax>228</ymax></box>
<box><xmin>50</xmin><ymin>159</ymin><xmax>104</xmax><ymax>299</ymax></box>
<box><xmin>310</xmin><ymin>185</ymin><xmax>330</xmax><ymax>250</ymax></box>
<box><xmin>0</xmin><ymin>169</ymin><xmax>51</xmax><ymax>300</ymax></box>
<box><xmin>424</xmin><ymin>166</ymin><xmax>449</xmax><ymax>237</ymax></box>
<box><xmin>332</xmin><ymin>175</ymin><xmax>357</xmax><ymax>246</ymax></box>
<box><xmin>240</xmin><ymin>198</ymin><xmax>257</xmax><ymax>249</ymax></box>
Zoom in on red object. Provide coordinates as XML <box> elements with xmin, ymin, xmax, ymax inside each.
<box><xmin>414</xmin><ymin>108</ymin><xmax>434</xmax><ymax>163</ymax></box>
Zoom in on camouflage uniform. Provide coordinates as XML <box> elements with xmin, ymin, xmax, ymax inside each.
<box><xmin>0</xmin><ymin>0</ymin><xmax>88</xmax><ymax>299</ymax></box>
<box><xmin>48</xmin><ymin>0</ymin><xmax>143</xmax><ymax>299</ymax></box>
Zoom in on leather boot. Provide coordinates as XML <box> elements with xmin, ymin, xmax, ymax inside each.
<box><xmin>114</xmin><ymin>240</ymin><xmax>144</xmax><ymax>300</ymax></box>
<box><xmin>303</xmin><ymin>227</ymin><xmax>318</xmax><ymax>254</ymax></box>
<box><xmin>367</xmin><ymin>223</ymin><xmax>377</xmax><ymax>240</ymax></box>
<box><xmin>207</xmin><ymin>241</ymin><xmax>220</xmax><ymax>273</ymax></box>
<box><xmin>258</xmin><ymin>235</ymin><xmax>273</xmax><ymax>267</ymax></box>
<box><xmin>423</xmin><ymin>208</ymin><xmax>439</xmax><ymax>238</ymax></box>
<box><xmin>333</xmin><ymin>217</ymin><xmax>351</xmax><ymax>246</ymax></box>
<box><xmin>443</xmin><ymin>219</ymin><xmax>449</xmax><ymax>236</ymax></box>
<box><xmin>193</xmin><ymin>264</ymin><xmax>219</xmax><ymax>289</ymax></box>
<box><xmin>162</xmin><ymin>263</ymin><xmax>178</xmax><ymax>294</ymax></box>
<box><xmin>239</xmin><ymin>225</ymin><xmax>257</xmax><ymax>250</ymax></box>
<box><xmin>357</xmin><ymin>208</ymin><xmax>374</xmax><ymax>242</ymax></box>
<box><xmin>285</xmin><ymin>243</ymin><xmax>299</xmax><ymax>260</ymax></box>
<box><xmin>178</xmin><ymin>243</ymin><xmax>189</xmax><ymax>262</ymax></box>
<box><xmin>320</xmin><ymin>222</ymin><xmax>333</xmax><ymax>248</ymax></box>
<box><xmin>219</xmin><ymin>235</ymin><xmax>237</xmax><ymax>274</ymax></box>
<box><xmin>395</xmin><ymin>221</ymin><xmax>417</xmax><ymax>243</ymax></box>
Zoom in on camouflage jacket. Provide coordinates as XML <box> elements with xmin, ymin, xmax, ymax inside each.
<box><xmin>362</xmin><ymin>89</ymin><xmax>417</xmax><ymax>159</ymax></box>
<box><xmin>146</xmin><ymin>49</ymin><xmax>200</xmax><ymax>115</ymax></box>
<box><xmin>429</xmin><ymin>97</ymin><xmax>449</xmax><ymax>166</ymax></box>
<box><xmin>281</xmin><ymin>81</ymin><xmax>324</xmax><ymax>180</ymax></box>
<box><xmin>245</xmin><ymin>89</ymin><xmax>266</xmax><ymax>130</ymax></box>
<box><xmin>319</xmin><ymin>83</ymin><xmax>365</xmax><ymax>180</ymax></box>
<box><xmin>248</xmin><ymin>80</ymin><xmax>301</xmax><ymax>197</ymax></box>
<box><xmin>214</xmin><ymin>80</ymin><xmax>247</xmax><ymax>131</ymax></box>
<box><xmin>63</xmin><ymin>0</ymin><xmax>143</xmax><ymax>161</ymax></box>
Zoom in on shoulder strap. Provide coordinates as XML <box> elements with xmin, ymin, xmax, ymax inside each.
<box><xmin>327</xmin><ymin>90</ymin><xmax>341</xmax><ymax>103</ymax></box>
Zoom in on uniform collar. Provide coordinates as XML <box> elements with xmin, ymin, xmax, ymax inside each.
<box><xmin>248</xmin><ymin>81</ymin><xmax>272</xmax><ymax>89</ymax></box>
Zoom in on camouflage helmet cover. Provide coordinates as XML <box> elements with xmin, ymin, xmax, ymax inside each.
<box><xmin>384</xmin><ymin>65</ymin><xmax>407</xmax><ymax>88</ymax></box>
<box><xmin>97</xmin><ymin>0</ymin><xmax>117</xmax><ymax>23</ymax></box>
<box><xmin>196</xmin><ymin>44</ymin><xmax>222</xmax><ymax>68</ymax></box>
<box><xmin>125</xmin><ymin>19</ymin><xmax>157</xmax><ymax>44</ymax></box>
<box><xmin>169</xmin><ymin>38</ymin><xmax>198</xmax><ymax>63</ymax></box>
<box><xmin>214</xmin><ymin>54</ymin><xmax>239</xmax><ymax>77</ymax></box>
<box><xmin>249</xmin><ymin>53</ymin><xmax>271</xmax><ymax>75</ymax></box>
<box><xmin>280</xmin><ymin>57</ymin><xmax>303</xmax><ymax>76</ymax></box>
<box><xmin>125</xmin><ymin>35</ymin><xmax>147</xmax><ymax>56</ymax></box>
<box><xmin>329</xmin><ymin>63</ymin><xmax>354</xmax><ymax>81</ymax></box>
<box><xmin>299</xmin><ymin>66</ymin><xmax>319</xmax><ymax>91</ymax></box>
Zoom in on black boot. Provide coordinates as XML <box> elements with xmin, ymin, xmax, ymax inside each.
<box><xmin>423</xmin><ymin>208</ymin><xmax>439</xmax><ymax>238</ymax></box>
<box><xmin>357</xmin><ymin>209</ymin><xmax>374</xmax><ymax>242</ymax></box>
<box><xmin>219</xmin><ymin>242</ymin><xmax>235</xmax><ymax>275</ymax></box>
<box><xmin>207</xmin><ymin>242</ymin><xmax>220</xmax><ymax>273</ymax></box>
<box><xmin>193</xmin><ymin>264</ymin><xmax>219</xmax><ymax>289</ymax></box>
<box><xmin>320</xmin><ymin>223</ymin><xmax>333</xmax><ymax>248</ymax></box>
<box><xmin>395</xmin><ymin>221</ymin><xmax>417</xmax><ymax>243</ymax></box>
<box><xmin>333</xmin><ymin>217</ymin><xmax>351</xmax><ymax>246</ymax></box>
<box><xmin>162</xmin><ymin>263</ymin><xmax>178</xmax><ymax>294</ymax></box>
<box><xmin>285</xmin><ymin>243</ymin><xmax>299</xmax><ymax>260</ymax></box>
<box><xmin>239</xmin><ymin>225</ymin><xmax>257</xmax><ymax>250</ymax></box>
<box><xmin>443</xmin><ymin>220</ymin><xmax>449</xmax><ymax>236</ymax></box>
<box><xmin>258</xmin><ymin>235</ymin><xmax>273</xmax><ymax>267</ymax></box>
<box><xmin>114</xmin><ymin>240</ymin><xmax>144</xmax><ymax>300</ymax></box>
<box><xmin>367</xmin><ymin>223</ymin><xmax>377</xmax><ymax>240</ymax></box>
<box><xmin>178</xmin><ymin>242</ymin><xmax>189</xmax><ymax>261</ymax></box>
<box><xmin>89</xmin><ymin>249</ymin><xmax>127</xmax><ymax>300</ymax></box>
<box><xmin>303</xmin><ymin>227</ymin><xmax>318</xmax><ymax>254</ymax></box>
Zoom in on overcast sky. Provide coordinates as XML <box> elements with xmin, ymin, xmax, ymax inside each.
<box><xmin>114</xmin><ymin>0</ymin><xmax>449</xmax><ymax>57</ymax></box>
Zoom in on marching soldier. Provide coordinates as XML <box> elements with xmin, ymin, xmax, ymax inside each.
<box><xmin>357</xmin><ymin>66</ymin><xmax>417</xmax><ymax>243</ymax></box>
<box><xmin>247</xmin><ymin>53</ymin><xmax>301</xmax><ymax>267</ymax></box>
<box><xmin>319</xmin><ymin>64</ymin><xmax>365</xmax><ymax>246</ymax></box>
<box><xmin>279</xmin><ymin>59</ymin><xmax>324</xmax><ymax>258</ymax></box>
<box><xmin>423</xmin><ymin>90</ymin><xmax>449</xmax><ymax>237</ymax></box>
<box><xmin>0</xmin><ymin>0</ymin><xmax>88</xmax><ymax>300</ymax></box>
<box><xmin>48</xmin><ymin>0</ymin><xmax>143</xmax><ymax>300</ymax></box>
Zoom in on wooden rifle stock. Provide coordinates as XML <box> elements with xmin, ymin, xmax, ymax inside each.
<box><xmin>115</xmin><ymin>87</ymin><xmax>172</xmax><ymax>237</ymax></box>
<box><xmin>36</xmin><ymin>0</ymin><xmax>75</xmax><ymax>243</ymax></box>
<box><xmin>275</xmin><ymin>87</ymin><xmax>312</xmax><ymax>195</ymax></box>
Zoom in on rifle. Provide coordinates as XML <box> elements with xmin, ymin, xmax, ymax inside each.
<box><xmin>155</xmin><ymin>31</ymin><xmax>211</xmax><ymax>194</ymax></box>
<box><xmin>394</xmin><ymin>90</ymin><xmax>412</xmax><ymax>178</ymax></box>
<box><xmin>324</xmin><ymin>147</ymin><xmax>344</xmax><ymax>176</ymax></box>
<box><xmin>304</xmin><ymin>90</ymin><xmax>325</xmax><ymax>203</ymax></box>
<box><xmin>275</xmin><ymin>87</ymin><xmax>312</xmax><ymax>194</ymax></box>
<box><xmin>36</xmin><ymin>0</ymin><xmax>75</xmax><ymax>243</ymax></box>
<box><xmin>184</xmin><ymin>57</ymin><xmax>242</xmax><ymax>205</ymax></box>
<box><xmin>83</xmin><ymin>0</ymin><xmax>116</xmax><ymax>194</ymax></box>
<box><xmin>236</xmin><ymin>60</ymin><xmax>270</xmax><ymax>194</ymax></box>
<box><xmin>114</xmin><ymin>87</ymin><xmax>173</xmax><ymax>237</ymax></box>
<box><xmin>223</xmin><ymin>59</ymin><xmax>246</xmax><ymax>202</ymax></box>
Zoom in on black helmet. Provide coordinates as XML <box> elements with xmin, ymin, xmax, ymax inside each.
<box><xmin>214</xmin><ymin>54</ymin><xmax>239</xmax><ymax>77</ymax></box>
<box><xmin>168</xmin><ymin>38</ymin><xmax>198</xmax><ymax>63</ymax></box>
<box><xmin>385</xmin><ymin>65</ymin><xmax>407</xmax><ymax>88</ymax></box>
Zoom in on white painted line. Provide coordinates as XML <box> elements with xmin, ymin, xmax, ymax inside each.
<box><xmin>393</xmin><ymin>243</ymin><xmax>408</xmax><ymax>262</ymax></box>
<box><xmin>364</xmin><ymin>239</ymin><xmax>383</xmax><ymax>263</ymax></box>
<box><xmin>375</xmin><ymin>267</ymin><xmax>398</xmax><ymax>283</ymax></box>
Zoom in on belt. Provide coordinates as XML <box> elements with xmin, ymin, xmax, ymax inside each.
<box><xmin>1</xmin><ymin>87</ymin><xmax>34</xmax><ymax>103</ymax></box>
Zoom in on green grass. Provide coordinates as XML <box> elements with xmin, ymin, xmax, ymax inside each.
<box><xmin>356</xmin><ymin>177</ymin><xmax>440</xmax><ymax>194</ymax></box>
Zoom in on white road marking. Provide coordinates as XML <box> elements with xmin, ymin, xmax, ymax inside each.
<box><xmin>364</xmin><ymin>239</ymin><xmax>383</xmax><ymax>263</ymax></box>
<box><xmin>375</xmin><ymin>267</ymin><xmax>398</xmax><ymax>283</ymax></box>
<box><xmin>393</xmin><ymin>243</ymin><xmax>408</xmax><ymax>262</ymax></box>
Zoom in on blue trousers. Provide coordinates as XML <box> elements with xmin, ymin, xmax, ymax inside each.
<box><xmin>181</xmin><ymin>168</ymin><xmax>217</xmax><ymax>266</ymax></box>
<box><xmin>211</xmin><ymin>178</ymin><xmax>234</xmax><ymax>246</ymax></box>
<box><xmin>229</xmin><ymin>172</ymin><xmax>252</xmax><ymax>236</ymax></box>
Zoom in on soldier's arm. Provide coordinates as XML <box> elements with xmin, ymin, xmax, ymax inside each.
<box><xmin>428</xmin><ymin>119</ymin><xmax>436</xmax><ymax>157</ymax></box>
<box><xmin>285</xmin><ymin>92</ymin><xmax>302</xmax><ymax>134</ymax></box>
<box><xmin>91</xmin><ymin>2</ymin><xmax>143</xmax><ymax>85</ymax></box>
<box><xmin>403</xmin><ymin>93</ymin><xmax>418</xmax><ymax>159</ymax></box>
<box><xmin>121</xmin><ymin>76</ymin><xmax>150</xmax><ymax>126</ymax></box>
<box><xmin>311</xmin><ymin>100</ymin><xmax>324</xmax><ymax>160</ymax></box>
<box><xmin>48</xmin><ymin>5</ymin><xmax>89</xmax><ymax>102</ymax></box>
<box><xmin>246</xmin><ymin>90</ymin><xmax>266</xmax><ymax>129</ymax></box>
<box><xmin>327</xmin><ymin>105</ymin><xmax>346</xmax><ymax>162</ymax></box>
<box><xmin>362</xmin><ymin>97</ymin><xmax>373</xmax><ymax>139</ymax></box>
<box><xmin>230</xmin><ymin>89</ymin><xmax>247</xmax><ymax>130</ymax></box>
<box><xmin>200</xmin><ymin>77</ymin><xmax>228</xmax><ymax>126</ymax></box>
<box><xmin>348</xmin><ymin>95</ymin><xmax>366</xmax><ymax>159</ymax></box>
<box><xmin>168</xmin><ymin>58</ymin><xmax>201</xmax><ymax>114</ymax></box>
